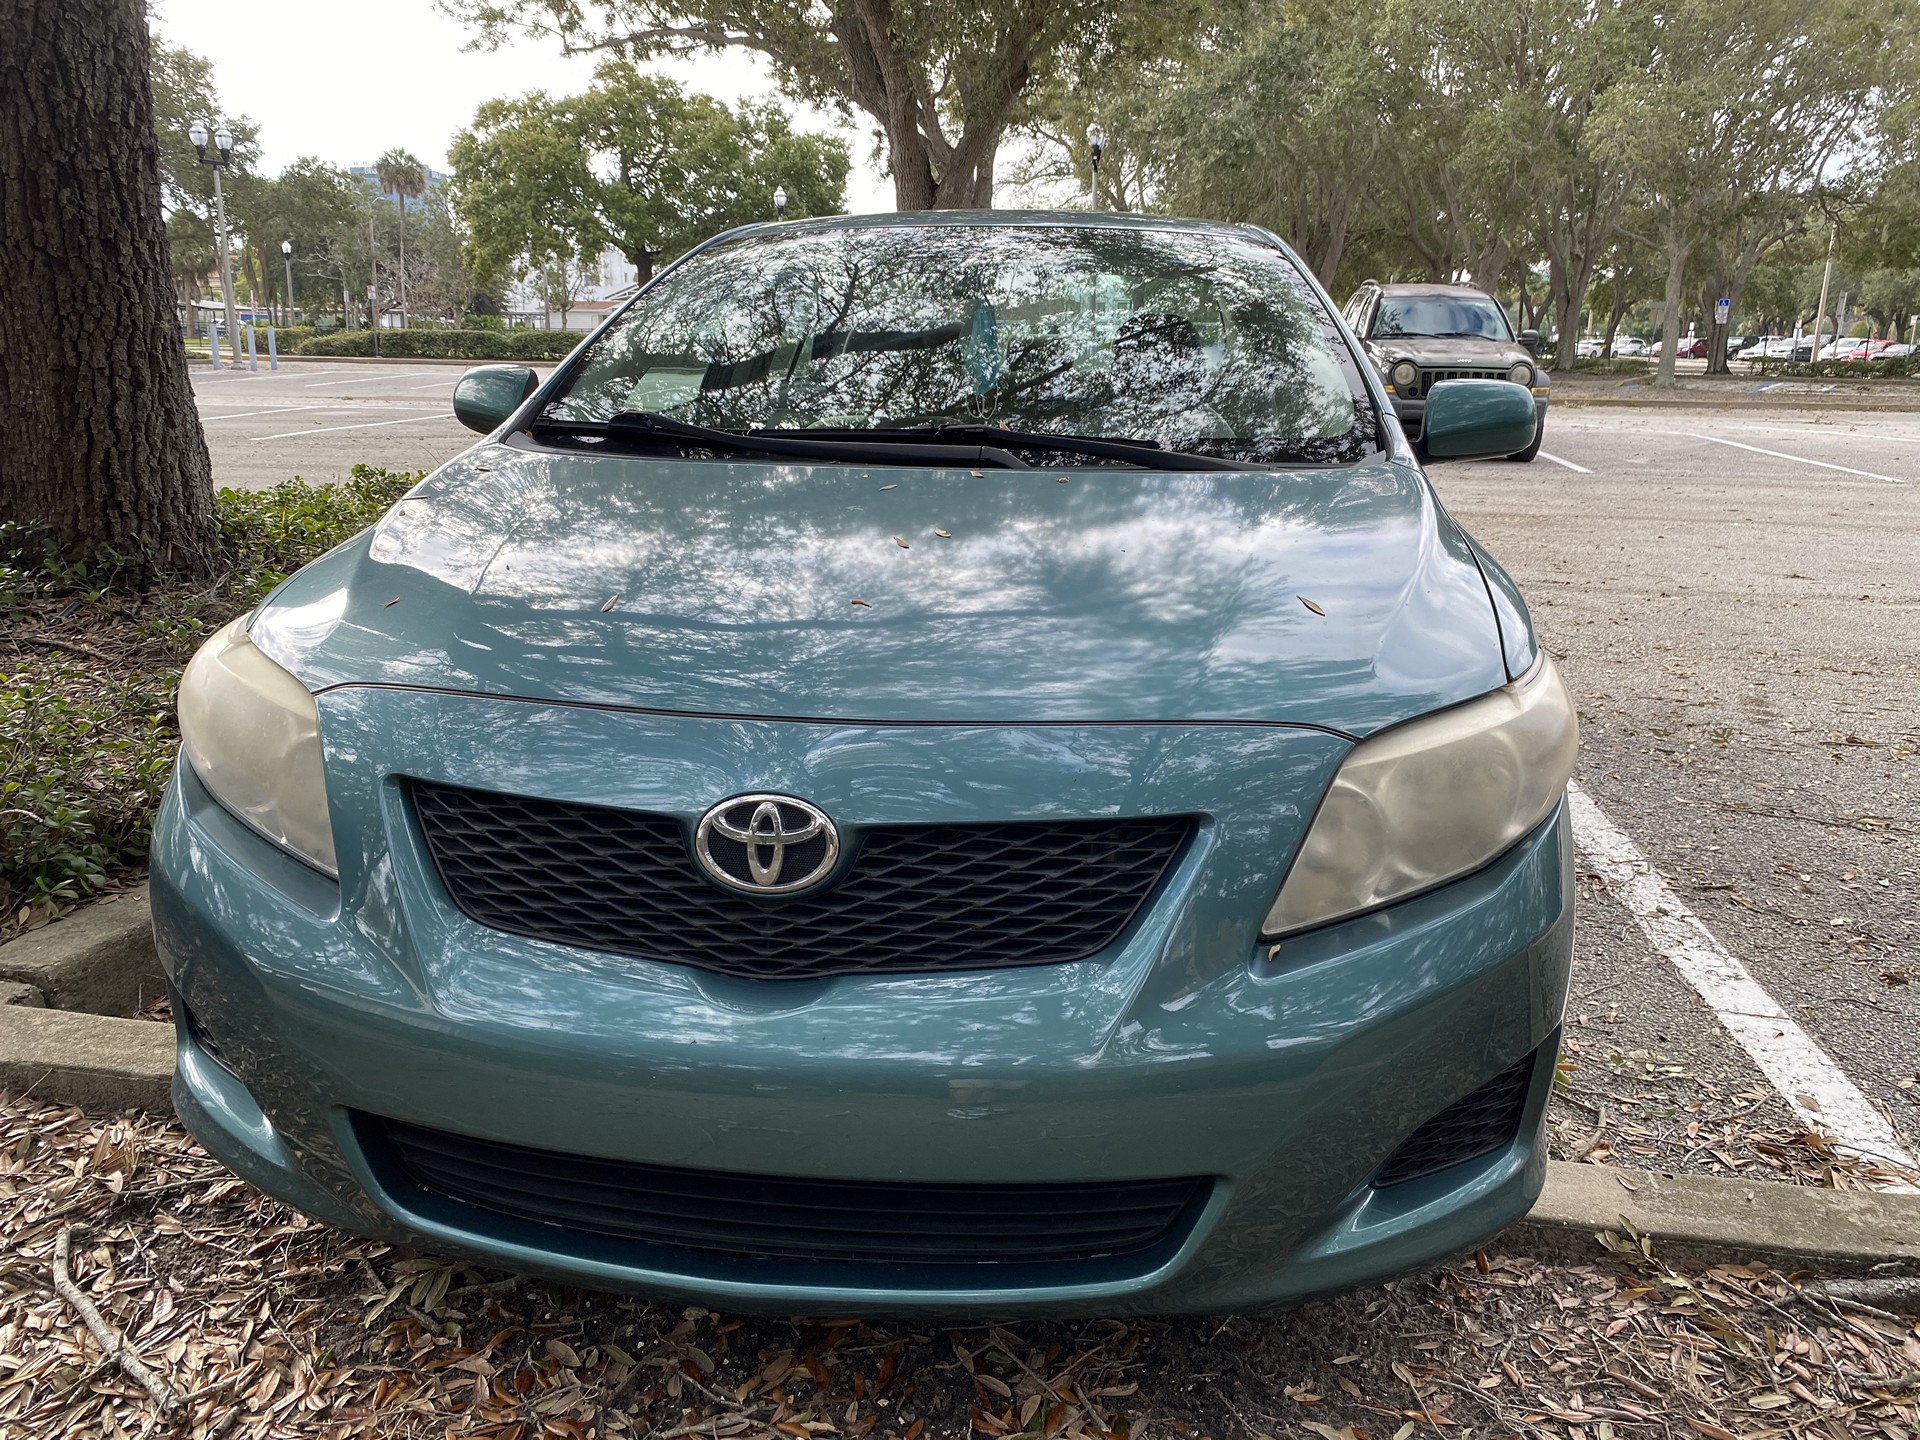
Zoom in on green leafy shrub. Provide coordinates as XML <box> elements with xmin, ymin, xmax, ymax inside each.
<box><xmin>216</xmin><ymin>463</ymin><xmax>418</xmax><ymax>605</ymax></box>
<box><xmin>293</xmin><ymin>327</ymin><xmax>583</xmax><ymax>361</ymax></box>
<box><xmin>1</xmin><ymin>465</ymin><xmax>419</xmax><ymax>924</ymax></box>
<box><xmin>267</xmin><ymin>325</ymin><xmax>316</xmax><ymax>352</ymax></box>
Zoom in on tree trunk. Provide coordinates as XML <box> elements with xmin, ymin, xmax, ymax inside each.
<box><xmin>1654</xmin><ymin>233</ymin><xmax>1688</xmax><ymax>386</ymax></box>
<box><xmin>0</xmin><ymin>0</ymin><xmax>217</xmax><ymax>577</ymax></box>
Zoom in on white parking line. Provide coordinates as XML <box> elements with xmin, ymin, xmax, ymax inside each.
<box><xmin>1537</xmin><ymin>451</ymin><xmax>1592</xmax><ymax>474</ymax></box>
<box><xmin>304</xmin><ymin>372</ymin><xmax>406</xmax><ymax>388</ymax></box>
<box><xmin>404</xmin><ymin>380</ymin><xmax>460</xmax><ymax>390</ymax></box>
<box><xmin>1568</xmin><ymin>782</ymin><xmax>1919</xmax><ymax>1188</ymax></box>
<box><xmin>1667</xmin><ymin>431</ymin><xmax>1904</xmax><ymax>484</ymax></box>
<box><xmin>253</xmin><ymin>413</ymin><xmax>448</xmax><ymax>440</ymax></box>
<box><xmin>198</xmin><ymin>404</ymin><xmax>334</xmax><ymax>422</ymax></box>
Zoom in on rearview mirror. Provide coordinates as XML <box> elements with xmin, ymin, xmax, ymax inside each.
<box><xmin>1422</xmin><ymin>379</ymin><xmax>1537</xmax><ymax>460</ymax></box>
<box><xmin>453</xmin><ymin>364</ymin><xmax>539</xmax><ymax>434</ymax></box>
<box><xmin>1519</xmin><ymin>328</ymin><xmax>1540</xmax><ymax>352</ymax></box>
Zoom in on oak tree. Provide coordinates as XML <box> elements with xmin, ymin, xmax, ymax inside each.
<box><xmin>1</xmin><ymin>0</ymin><xmax>218</xmax><ymax>575</ymax></box>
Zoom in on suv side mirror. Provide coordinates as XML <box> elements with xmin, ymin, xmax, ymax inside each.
<box><xmin>1518</xmin><ymin>328</ymin><xmax>1541</xmax><ymax>353</ymax></box>
<box><xmin>453</xmin><ymin>364</ymin><xmax>539</xmax><ymax>434</ymax></box>
<box><xmin>1422</xmin><ymin>379</ymin><xmax>1537</xmax><ymax>460</ymax></box>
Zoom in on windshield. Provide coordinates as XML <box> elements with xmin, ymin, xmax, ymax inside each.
<box><xmin>1372</xmin><ymin>295</ymin><xmax>1513</xmax><ymax>341</ymax></box>
<box><xmin>542</xmin><ymin>224</ymin><xmax>1375</xmax><ymax>465</ymax></box>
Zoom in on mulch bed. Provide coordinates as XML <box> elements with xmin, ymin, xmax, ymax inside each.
<box><xmin>4</xmin><ymin>1097</ymin><xmax>1918</xmax><ymax>1440</ymax></box>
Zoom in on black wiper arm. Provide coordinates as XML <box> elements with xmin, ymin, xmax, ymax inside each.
<box><xmin>923</xmin><ymin>425</ymin><xmax>1258</xmax><ymax>472</ymax></box>
<box><xmin>534</xmin><ymin>411</ymin><xmax>1030</xmax><ymax>469</ymax></box>
<box><xmin>790</xmin><ymin>423</ymin><xmax>1256</xmax><ymax>471</ymax></box>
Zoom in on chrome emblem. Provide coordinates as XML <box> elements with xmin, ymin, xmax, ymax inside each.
<box><xmin>694</xmin><ymin>794</ymin><xmax>839</xmax><ymax>895</ymax></box>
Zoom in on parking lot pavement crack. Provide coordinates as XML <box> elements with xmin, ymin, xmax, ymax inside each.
<box><xmin>1568</xmin><ymin>782</ymin><xmax>1920</xmax><ymax>1188</ymax></box>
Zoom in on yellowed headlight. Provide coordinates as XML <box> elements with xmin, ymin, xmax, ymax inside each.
<box><xmin>178</xmin><ymin>617</ymin><xmax>337</xmax><ymax>876</ymax></box>
<box><xmin>1263</xmin><ymin>655</ymin><xmax>1577</xmax><ymax>936</ymax></box>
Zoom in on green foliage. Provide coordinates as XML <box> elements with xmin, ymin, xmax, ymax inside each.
<box><xmin>294</xmin><ymin>328</ymin><xmax>583</xmax><ymax>360</ymax></box>
<box><xmin>449</xmin><ymin>61</ymin><xmax>849</xmax><ymax>290</ymax></box>
<box><xmin>216</xmin><ymin>465</ymin><xmax>419</xmax><ymax>606</ymax></box>
<box><xmin>1</xmin><ymin>467</ymin><xmax>418</xmax><ymax>922</ymax></box>
<box><xmin>0</xmin><ymin>668</ymin><xmax>179</xmax><ymax>912</ymax></box>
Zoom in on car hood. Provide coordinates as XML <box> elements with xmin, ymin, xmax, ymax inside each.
<box><xmin>249</xmin><ymin>443</ymin><xmax>1509</xmax><ymax>738</ymax></box>
<box><xmin>1368</xmin><ymin>335</ymin><xmax>1533</xmax><ymax>370</ymax></box>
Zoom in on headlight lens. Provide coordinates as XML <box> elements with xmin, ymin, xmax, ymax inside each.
<box><xmin>1262</xmin><ymin>655</ymin><xmax>1576</xmax><ymax>936</ymax></box>
<box><xmin>1391</xmin><ymin>359</ymin><xmax>1419</xmax><ymax>391</ymax></box>
<box><xmin>178</xmin><ymin>617</ymin><xmax>337</xmax><ymax>876</ymax></box>
<box><xmin>1507</xmin><ymin>361</ymin><xmax>1534</xmax><ymax>385</ymax></box>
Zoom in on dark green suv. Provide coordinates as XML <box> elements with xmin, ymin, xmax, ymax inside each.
<box><xmin>1343</xmin><ymin>281</ymin><xmax>1548</xmax><ymax>463</ymax></box>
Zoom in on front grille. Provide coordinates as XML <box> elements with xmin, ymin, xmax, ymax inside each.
<box><xmin>1375</xmin><ymin>1051</ymin><xmax>1537</xmax><ymax>1187</ymax></box>
<box><xmin>411</xmin><ymin>781</ymin><xmax>1191</xmax><ymax>982</ymax></box>
<box><xmin>369</xmin><ymin>1116</ymin><xmax>1210</xmax><ymax>1268</ymax></box>
<box><xmin>1408</xmin><ymin>366</ymin><xmax>1510</xmax><ymax>397</ymax></box>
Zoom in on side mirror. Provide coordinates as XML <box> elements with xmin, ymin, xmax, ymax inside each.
<box><xmin>453</xmin><ymin>364</ymin><xmax>539</xmax><ymax>434</ymax></box>
<box><xmin>1518</xmin><ymin>328</ymin><xmax>1540</xmax><ymax>353</ymax></box>
<box><xmin>1422</xmin><ymin>379</ymin><xmax>1538</xmax><ymax>460</ymax></box>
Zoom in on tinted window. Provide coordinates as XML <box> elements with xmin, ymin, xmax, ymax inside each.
<box><xmin>546</xmin><ymin>224</ymin><xmax>1375</xmax><ymax>465</ymax></box>
<box><xmin>1372</xmin><ymin>295</ymin><xmax>1513</xmax><ymax>341</ymax></box>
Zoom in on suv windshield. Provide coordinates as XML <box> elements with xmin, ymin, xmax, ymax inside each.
<box><xmin>542</xmin><ymin>224</ymin><xmax>1375</xmax><ymax>466</ymax></box>
<box><xmin>1372</xmin><ymin>295</ymin><xmax>1512</xmax><ymax>341</ymax></box>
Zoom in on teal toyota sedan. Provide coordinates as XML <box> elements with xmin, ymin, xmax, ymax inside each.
<box><xmin>153</xmin><ymin>212</ymin><xmax>1577</xmax><ymax>1315</ymax></box>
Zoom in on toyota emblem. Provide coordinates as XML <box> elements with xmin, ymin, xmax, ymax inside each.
<box><xmin>694</xmin><ymin>794</ymin><xmax>840</xmax><ymax>895</ymax></box>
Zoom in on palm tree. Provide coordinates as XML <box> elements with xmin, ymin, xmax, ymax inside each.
<box><xmin>375</xmin><ymin>147</ymin><xmax>426</xmax><ymax>327</ymax></box>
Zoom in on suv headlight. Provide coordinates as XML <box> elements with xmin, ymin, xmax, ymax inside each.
<box><xmin>1263</xmin><ymin>655</ymin><xmax>1576</xmax><ymax>936</ymax></box>
<box><xmin>1390</xmin><ymin>359</ymin><xmax>1419</xmax><ymax>391</ymax></box>
<box><xmin>1507</xmin><ymin>361</ymin><xmax>1534</xmax><ymax>385</ymax></box>
<box><xmin>177</xmin><ymin>617</ymin><xmax>338</xmax><ymax>876</ymax></box>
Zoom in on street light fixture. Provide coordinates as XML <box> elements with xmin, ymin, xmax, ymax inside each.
<box><xmin>774</xmin><ymin>185</ymin><xmax>788</xmax><ymax>220</ymax></box>
<box><xmin>1087</xmin><ymin>123</ymin><xmax>1108</xmax><ymax>211</ymax></box>
<box><xmin>281</xmin><ymin>238</ymin><xmax>295</xmax><ymax>328</ymax></box>
<box><xmin>188</xmin><ymin>120</ymin><xmax>242</xmax><ymax>364</ymax></box>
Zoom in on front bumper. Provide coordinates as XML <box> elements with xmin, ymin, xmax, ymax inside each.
<box><xmin>152</xmin><ymin>695</ymin><xmax>1573</xmax><ymax>1316</ymax></box>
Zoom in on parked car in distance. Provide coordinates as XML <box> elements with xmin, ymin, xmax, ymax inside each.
<box><xmin>1575</xmin><ymin>337</ymin><xmax>1605</xmax><ymax>358</ymax></box>
<box><xmin>1654</xmin><ymin>337</ymin><xmax>1707</xmax><ymax>359</ymax></box>
<box><xmin>1608</xmin><ymin>335</ymin><xmax>1648</xmax><ymax>358</ymax></box>
<box><xmin>1879</xmin><ymin>342</ymin><xmax>1914</xmax><ymax>359</ymax></box>
<box><xmin>1343</xmin><ymin>279</ymin><xmax>1550</xmax><ymax>462</ymax></box>
<box><xmin>1819</xmin><ymin>338</ymin><xmax>1888</xmax><ymax>362</ymax></box>
<box><xmin>155</xmin><ymin>210</ymin><xmax>1574</xmax><ymax>1317</ymax></box>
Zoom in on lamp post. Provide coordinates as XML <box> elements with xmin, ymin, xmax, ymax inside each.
<box><xmin>1087</xmin><ymin>123</ymin><xmax>1108</xmax><ymax>211</ymax></box>
<box><xmin>188</xmin><ymin>120</ymin><xmax>242</xmax><ymax>365</ymax></box>
<box><xmin>280</xmin><ymin>239</ymin><xmax>295</xmax><ymax>327</ymax></box>
<box><xmin>774</xmin><ymin>185</ymin><xmax>788</xmax><ymax>220</ymax></box>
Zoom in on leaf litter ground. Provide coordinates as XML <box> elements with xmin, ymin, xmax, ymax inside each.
<box><xmin>4</xmin><ymin>1098</ymin><xmax>1919</xmax><ymax>1440</ymax></box>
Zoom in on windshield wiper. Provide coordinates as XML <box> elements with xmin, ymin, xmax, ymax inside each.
<box><xmin>796</xmin><ymin>423</ymin><xmax>1259</xmax><ymax>472</ymax></box>
<box><xmin>532</xmin><ymin>411</ymin><xmax>1031</xmax><ymax>469</ymax></box>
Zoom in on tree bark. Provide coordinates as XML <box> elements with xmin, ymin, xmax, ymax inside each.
<box><xmin>0</xmin><ymin>0</ymin><xmax>217</xmax><ymax>576</ymax></box>
<box><xmin>1654</xmin><ymin>230</ymin><xmax>1690</xmax><ymax>386</ymax></box>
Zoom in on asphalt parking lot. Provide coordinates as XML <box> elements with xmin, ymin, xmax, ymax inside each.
<box><xmin>194</xmin><ymin>359</ymin><xmax>1920</xmax><ymax>1190</ymax></box>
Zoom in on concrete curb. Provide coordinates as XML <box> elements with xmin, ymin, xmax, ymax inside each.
<box><xmin>0</xmin><ymin>887</ymin><xmax>162</xmax><ymax>1015</ymax></box>
<box><xmin>0</xmin><ymin>1005</ymin><xmax>173</xmax><ymax>1113</ymax></box>
<box><xmin>1511</xmin><ymin>1161</ymin><xmax>1920</xmax><ymax>1275</ymax></box>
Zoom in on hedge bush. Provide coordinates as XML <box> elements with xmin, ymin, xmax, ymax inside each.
<box><xmin>1743</xmin><ymin>355</ymin><xmax>1920</xmax><ymax>379</ymax></box>
<box><xmin>292</xmin><ymin>328</ymin><xmax>584</xmax><ymax>361</ymax></box>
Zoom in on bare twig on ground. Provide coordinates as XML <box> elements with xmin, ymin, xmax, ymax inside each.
<box><xmin>50</xmin><ymin>1226</ymin><xmax>178</xmax><ymax>1415</ymax></box>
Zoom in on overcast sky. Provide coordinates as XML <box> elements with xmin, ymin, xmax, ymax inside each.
<box><xmin>152</xmin><ymin>0</ymin><xmax>895</xmax><ymax>212</ymax></box>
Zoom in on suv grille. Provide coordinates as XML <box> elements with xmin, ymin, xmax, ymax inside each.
<box><xmin>411</xmin><ymin>782</ymin><xmax>1191</xmax><ymax>982</ymax></box>
<box><xmin>1408</xmin><ymin>366</ymin><xmax>1510</xmax><ymax>397</ymax></box>
<box><xmin>1374</xmin><ymin>1050</ymin><xmax>1537</xmax><ymax>1187</ymax></box>
<box><xmin>368</xmin><ymin>1116</ymin><xmax>1210</xmax><ymax>1268</ymax></box>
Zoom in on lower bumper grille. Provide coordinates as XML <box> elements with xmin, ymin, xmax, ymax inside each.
<box><xmin>1375</xmin><ymin>1050</ymin><xmax>1538</xmax><ymax>1187</ymax></box>
<box><xmin>367</xmin><ymin>1117</ymin><xmax>1209</xmax><ymax>1268</ymax></box>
